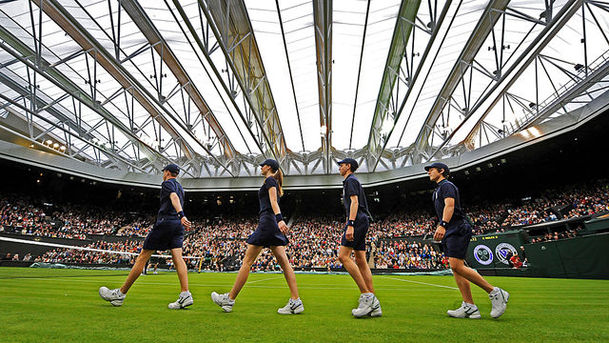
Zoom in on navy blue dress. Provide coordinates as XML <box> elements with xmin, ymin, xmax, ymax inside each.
<box><xmin>246</xmin><ymin>176</ymin><xmax>288</xmax><ymax>247</ymax></box>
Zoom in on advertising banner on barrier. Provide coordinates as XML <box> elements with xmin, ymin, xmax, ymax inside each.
<box><xmin>466</xmin><ymin>231</ymin><xmax>525</xmax><ymax>269</ymax></box>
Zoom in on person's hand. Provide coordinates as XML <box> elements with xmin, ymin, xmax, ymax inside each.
<box><xmin>181</xmin><ymin>217</ymin><xmax>192</xmax><ymax>230</ymax></box>
<box><xmin>278</xmin><ymin>220</ymin><xmax>289</xmax><ymax>234</ymax></box>
<box><xmin>346</xmin><ymin>226</ymin><xmax>354</xmax><ymax>241</ymax></box>
<box><xmin>433</xmin><ymin>225</ymin><xmax>446</xmax><ymax>241</ymax></box>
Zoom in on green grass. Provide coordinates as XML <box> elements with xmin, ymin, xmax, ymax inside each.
<box><xmin>1</xmin><ymin>267</ymin><xmax>608</xmax><ymax>343</ymax></box>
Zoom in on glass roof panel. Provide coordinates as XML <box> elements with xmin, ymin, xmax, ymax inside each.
<box><xmin>1</xmin><ymin>0</ymin><xmax>605</xmax><ymax>176</ymax></box>
<box><xmin>247</xmin><ymin>0</ymin><xmax>320</xmax><ymax>153</ymax></box>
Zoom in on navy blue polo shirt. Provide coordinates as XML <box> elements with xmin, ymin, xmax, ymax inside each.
<box><xmin>259</xmin><ymin>176</ymin><xmax>280</xmax><ymax>214</ymax></box>
<box><xmin>433</xmin><ymin>179</ymin><xmax>465</xmax><ymax>228</ymax></box>
<box><xmin>343</xmin><ymin>174</ymin><xmax>369</xmax><ymax>219</ymax></box>
<box><xmin>157</xmin><ymin>178</ymin><xmax>184</xmax><ymax>218</ymax></box>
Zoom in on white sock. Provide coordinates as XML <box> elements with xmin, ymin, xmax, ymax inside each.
<box><xmin>465</xmin><ymin>302</ymin><xmax>476</xmax><ymax>308</ymax></box>
<box><xmin>490</xmin><ymin>287</ymin><xmax>500</xmax><ymax>294</ymax></box>
<box><xmin>180</xmin><ymin>291</ymin><xmax>191</xmax><ymax>297</ymax></box>
<box><xmin>116</xmin><ymin>289</ymin><xmax>125</xmax><ymax>297</ymax></box>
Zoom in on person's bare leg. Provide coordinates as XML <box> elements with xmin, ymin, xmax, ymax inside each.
<box><xmin>271</xmin><ymin>246</ymin><xmax>299</xmax><ymax>299</ymax></box>
<box><xmin>354</xmin><ymin>250</ymin><xmax>374</xmax><ymax>294</ymax></box>
<box><xmin>338</xmin><ymin>246</ymin><xmax>369</xmax><ymax>293</ymax></box>
<box><xmin>228</xmin><ymin>245</ymin><xmax>263</xmax><ymax>300</ymax></box>
<box><xmin>452</xmin><ymin>269</ymin><xmax>474</xmax><ymax>304</ymax></box>
<box><xmin>171</xmin><ymin>248</ymin><xmax>189</xmax><ymax>292</ymax></box>
<box><xmin>449</xmin><ymin>258</ymin><xmax>494</xmax><ymax>293</ymax></box>
<box><xmin>120</xmin><ymin>249</ymin><xmax>154</xmax><ymax>294</ymax></box>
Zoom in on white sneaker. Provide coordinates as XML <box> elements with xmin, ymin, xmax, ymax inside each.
<box><xmin>99</xmin><ymin>287</ymin><xmax>125</xmax><ymax>307</ymax></box>
<box><xmin>447</xmin><ymin>301</ymin><xmax>481</xmax><ymax>319</ymax></box>
<box><xmin>211</xmin><ymin>292</ymin><xmax>235</xmax><ymax>313</ymax></box>
<box><xmin>153</xmin><ymin>271</ymin><xmax>158</xmax><ymax>275</ymax></box>
<box><xmin>352</xmin><ymin>293</ymin><xmax>374</xmax><ymax>318</ymax></box>
<box><xmin>489</xmin><ymin>287</ymin><xmax>509</xmax><ymax>318</ymax></box>
<box><xmin>369</xmin><ymin>296</ymin><xmax>382</xmax><ymax>317</ymax></box>
<box><xmin>277</xmin><ymin>298</ymin><xmax>304</xmax><ymax>315</ymax></box>
<box><xmin>168</xmin><ymin>291</ymin><xmax>193</xmax><ymax>309</ymax></box>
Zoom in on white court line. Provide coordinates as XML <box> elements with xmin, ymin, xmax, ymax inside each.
<box><xmin>381</xmin><ymin>275</ymin><xmax>458</xmax><ymax>290</ymax></box>
<box><xmin>0</xmin><ymin>276</ymin><xmax>418</xmax><ymax>292</ymax></box>
<box><xmin>247</xmin><ymin>276</ymin><xmax>283</xmax><ymax>284</ymax></box>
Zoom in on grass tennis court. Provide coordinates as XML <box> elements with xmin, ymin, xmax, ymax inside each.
<box><xmin>1</xmin><ymin>267</ymin><xmax>608</xmax><ymax>342</ymax></box>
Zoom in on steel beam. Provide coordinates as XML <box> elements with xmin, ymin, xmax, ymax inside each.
<box><xmin>312</xmin><ymin>0</ymin><xmax>332</xmax><ymax>174</ymax></box>
<box><xmin>412</xmin><ymin>0</ymin><xmax>510</xmax><ymax>160</ymax></box>
<box><xmin>198</xmin><ymin>0</ymin><xmax>288</xmax><ymax>166</ymax></box>
<box><xmin>120</xmin><ymin>0</ymin><xmax>237</xmax><ymax>159</ymax></box>
<box><xmin>366</xmin><ymin>0</ymin><xmax>455</xmax><ymax>172</ymax></box>
<box><xmin>39</xmin><ymin>0</ymin><xmax>235</xmax><ymax>176</ymax></box>
<box><xmin>37</xmin><ymin>0</ymin><xmax>197</xmax><ymax>160</ymax></box>
<box><xmin>0</xmin><ymin>25</ymin><xmax>169</xmax><ymax>170</ymax></box>
<box><xmin>521</xmin><ymin>57</ymin><xmax>609</xmax><ymax>129</ymax></box>
<box><xmin>460</xmin><ymin>0</ymin><xmax>582</xmax><ymax>150</ymax></box>
<box><xmin>366</xmin><ymin>0</ymin><xmax>421</xmax><ymax>166</ymax></box>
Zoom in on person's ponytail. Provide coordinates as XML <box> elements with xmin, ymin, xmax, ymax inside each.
<box><xmin>272</xmin><ymin>169</ymin><xmax>284</xmax><ymax>197</ymax></box>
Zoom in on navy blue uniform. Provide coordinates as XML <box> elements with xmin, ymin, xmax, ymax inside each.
<box><xmin>143</xmin><ymin>178</ymin><xmax>185</xmax><ymax>251</ymax></box>
<box><xmin>433</xmin><ymin>179</ymin><xmax>471</xmax><ymax>259</ymax></box>
<box><xmin>246</xmin><ymin>176</ymin><xmax>288</xmax><ymax>247</ymax></box>
<box><xmin>341</xmin><ymin>174</ymin><xmax>370</xmax><ymax>251</ymax></box>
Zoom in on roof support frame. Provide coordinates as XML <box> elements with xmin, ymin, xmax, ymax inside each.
<box><xmin>120</xmin><ymin>0</ymin><xmax>237</xmax><ymax>160</ymax></box>
<box><xmin>411</xmin><ymin>0</ymin><xmax>511</xmax><ymax>161</ymax></box>
<box><xmin>194</xmin><ymin>0</ymin><xmax>288</xmax><ymax>167</ymax></box>
<box><xmin>366</xmin><ymin>0</ymin><xmax>453</xmax><ymax>172</ymax></box>
<box><xmin>410</xmin><ymin>0</ymin><xmax>581</xmax><ymax>160</ymax></box>
<box><xmin>0</xmin><ymin>24</ymin><xmax>174</xmax><ymax>173</ymax></box>
<box><xmin>40</xmin><ymin>0</ymin><xmax>235</xmax><ymax>176</ymax></box>
<box><xmin>313</xmin><ymin>0</ymin><xmax>332</xmax><ymax>174</ymax></box>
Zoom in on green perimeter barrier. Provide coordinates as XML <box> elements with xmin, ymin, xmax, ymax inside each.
<box><xmin>524</xmin><ymin>232</ymin><xmax>609</xmax><ymax>279</ymax></box>
<box><xmin>466</xmin><ymin>229</ymin><xmax>609</xmax><ymax>279</ymax></box>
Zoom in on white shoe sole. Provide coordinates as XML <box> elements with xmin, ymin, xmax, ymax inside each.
<box><xmin>370</xmin><ymin>308</ymin><xmax>382</xmax><ymax>317</ymax></box>
<box><xmin>211</xmin><ymin>292</ymin><xmax>233</xmax><ymax>313</ymax></box>
<box><xmin>110</xmin><ymin>300</ymin><xmax>124</xmax><ymax>307</ymax></box>
<box><xmin>491</xmin><ymin>292</ymin><xmax>510</xmax><ymax>318</ymax></box>
<box><xmin>352</xmin><ymin>307</ymin><xmax>373</xmax><ymax>318</ymax></box>
<box><xmin>278</xmin><ymin>305</ymin><xmax>304</xmax><ymax>315</ymax></box>
<box><xmin>168</xmin><ymin>299</ymin><xmax>193</xmax><ymax>310</ymax></box>
<box><xmin>99</xmin><ymin>287</ymin><xmax>123</xmax><ymax>307</ymax></box>
<box><xmin>447</xmin><ymin>312</ymin><xmax>481</xmax><ymax>319</ymax></box>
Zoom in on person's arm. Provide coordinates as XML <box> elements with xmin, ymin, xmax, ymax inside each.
<box><xmin>433</xmin><ymin>197</ymin><xmax>454</xmax><ymax>241</ymax></box>
<box><xmin>269</xmin><ymin>186</ymin><xmax>288</xmax><ymax>234</ymax></box>
<box><xmin>345</xmin><ymin>195</ymin><xmax>358</xmax><ymax>241</ymax></box>
<box><xmin>170</xmin><ymin>192</ymin><xmax>191</xmax><ymax>230</ymax></box>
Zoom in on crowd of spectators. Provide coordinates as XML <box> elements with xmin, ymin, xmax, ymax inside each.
<box><xmin>529</xmin><ymin>227</ymin><xmax>582</xmax><ymax>243</ymax></box>
<box><xmin>373</xmin><ymin>239</ymin><xmax>447</xmax><ymax>269</ymax></box>
<box><xmin>2</xmin><ymin>181</ymin><xmax>608</xmax><ymax>270</ymax></box>
<box><xmin>0</xmin><ymin>196</ymin><xmax>153</xmax><ymax>239</ymax></box>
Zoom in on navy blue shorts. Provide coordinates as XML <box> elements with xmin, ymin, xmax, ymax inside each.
<box><xmin>143</xmin><ymin>217</ymin><xmax>184</xmax><ymax>251</ymax></box>
<box><xmin>340</xmin><ymin>215</ymin><xmax>369</xmax><ymax>251</ymax></box>
<box><xmin>246</xmin><ymin>211</ymin><xmax>288</xmax><ymax>247</ymax></box>
<box><xmin>441</xmin><ymin>222</ymin><xmax>472</xmax><ymax>259</ymax></box>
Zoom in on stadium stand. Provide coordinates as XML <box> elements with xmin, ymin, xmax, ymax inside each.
<box><xmin>1</xmin><ymin>180</ymin><xmax>607</xmax><ymax>271</ymax></box>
